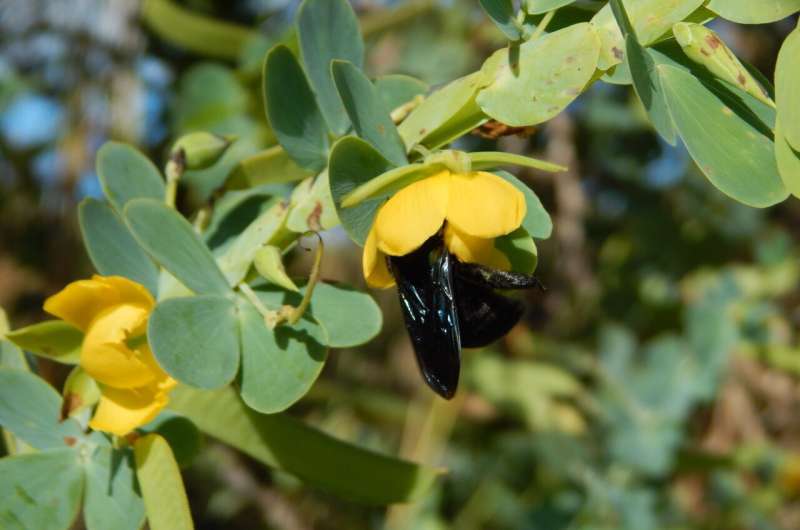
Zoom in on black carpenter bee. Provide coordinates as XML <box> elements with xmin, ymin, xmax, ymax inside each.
<box><xmin>388</xmin><ymin>233</ymin><xmax>543</xmax><ymax>399</ymax></box>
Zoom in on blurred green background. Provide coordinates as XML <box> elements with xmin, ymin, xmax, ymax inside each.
<box><xmin>2</xmin><ymin>1</ymin><xmax>800</xmax><ymax>528</ymax></box>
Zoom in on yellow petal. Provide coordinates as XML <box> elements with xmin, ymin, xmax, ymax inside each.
<box><xmin>445</xmin><ymin>171</ymin><xmax>526</xmax><ymax>239</ymax></box>
<box><xmin>44</xmin><ymin>278</ymin><xmax>119</xmax><ymax>331</ymax></box>
<box><xmin>444</xmin><ymin>224</ymin><xmax>510</xmax><ymax>270</ymax></box>
<box><xmin>89</xmin><ymin>380</ymin><xmax>172</xmax><ymax>436</ymax></box>
<box><xmin>363</xmin><ymin>227</ymin><xmax>396</xmax><ymax>289</ymax></box>
<box><xmin>43</xmin><ymin>275</ymin><xmax>154</xmax><ymax>331</ymax></box>
<box><xmin>81</xmin><ymin>304</ymin><xmax>163</xmax><ymax>388</ymax></box>
<box><xmin>100</xmin><ymin>275</ymin><xmax>154</xmax><ymax>310</ymax></box>
<box><xmin>374</xmin><ymin>171</ymin><xmax>450</xmax><ymax>256</ymax></box>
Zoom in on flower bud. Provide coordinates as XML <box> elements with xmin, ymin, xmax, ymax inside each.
<box><xmin>171</xmin><ymin>132</ymin><xmax>235</xmax><ymax>170</ymax></box>
<box><xmin>673</xmin><ymin>22</ymin><xmax>774</xmax><ymax>107</ymax></box>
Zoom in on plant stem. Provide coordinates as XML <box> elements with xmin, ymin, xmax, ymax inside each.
<box><xmin>287</xmin><ymin>233</ymin><xmax>324</xmax><ymax>325</ymax></box>
<box><xmin>164</xmin><ymin>148</ymin><xmax>186</xmax><ymax>208</ymax></box>
<box><xmin>531</xmin><ymin>9</ymin><xmax>556</xmax><ymax>40</ymax></box>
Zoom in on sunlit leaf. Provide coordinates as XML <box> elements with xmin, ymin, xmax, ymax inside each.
<box><xmin>495</xmin><ymin>171</ymin><xmax>552</xmax><ymax>239</ymax></box>
<box><xmin>139</xmin><ymin>412</ymin><xmax>202</xmax><ymax>469</ymax></box>
<box><xmin>229</xmin><ymin>145</ymin><xmax>314</xmax><ymax>188</ymax></box>
<box><xmin>134</xmin><ymin>434</ymin><xmax>194</xmax><ymax>530</ymax></box>
<box><xmin>477</xmin><ymin>23</ymin><xmax>601</xmax><ymax>127</ymax></box>
<box><xmin>776</xmin><ymin>119</ymin><xmax>800</xmax><ymax>198</ymax></box>
<box><xmin>659</xmin><ymin>64</ymin><xmax>787</xmax><ymax>207</ymax></box>
<box><xmin>776</xmin><ymin>26</ymin><xmax>800</xmax><ymax>151</ymax></box>
<box><xmin>707</xmin><ymin>0</ymin><xmax>800</xmax><ymax>23</ymax></box>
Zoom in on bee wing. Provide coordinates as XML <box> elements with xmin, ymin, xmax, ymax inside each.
<box><xmin>453</xmin><ymin>278</ymin><xmax>524</xmax><ymax>348</ymax></box>
<box><xmin>390</xmin><ymin>249</ymin><xmax>461</xmax><ymax>399</ymax></box>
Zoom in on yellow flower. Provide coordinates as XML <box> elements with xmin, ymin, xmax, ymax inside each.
<box><xmin>44</xmin><ymin>275</ymin><xmax>175</xmax><ymax>436</ymax></box>
<box><xmin>363</xmin><ymin>169</ymin><xmax>526</xmax><ymax>288</ymax></box>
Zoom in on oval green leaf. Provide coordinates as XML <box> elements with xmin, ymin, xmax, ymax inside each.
<box><xmin>591</xmin><ymin>0</ymin><xmax>705</xmax><ymax>70</ymax></box>
<box><xmin>79</xmin><ymin>198</ymin><xmax>159</xmax><ymax>295</ymax></box>
<box><xmin>329</xmin><ymin>136</ymin><xmax>394</xmax><ymax>245</ymax></box>
<box><xmin>374</xmin><ymin>74</ymin><xmax>429</xmax><ymax>112</ymax></box>
<box><xmin>332</xmin><ymin>60</ymin><xmax>408</xmax><ymax>167</ymax></box>
<box><xmin>398</xmin><ymin>71</ymin><xmax>487</xmax><ymax>150</ymax></box>
<box><xmin>707</xmin><ymin>0</ymin><xmax>800</xmax><ymax>23</ymax></box>
<box><xmin>84</xmin><ymin>445</ymin><xmax>145</xmax><ymax>530</ymax></box>
<box><xmin>96</xmin><ymin>141</ymin><xmax>165</xmax><ymax>214</ymax></box>
<box><xmin>659</xmin><ymin>64</ymin><xmax>788</xmax><ymax>207</ymax></box>
<box><xmin>476</xmin><ymin>23</ymin><xmax>601</xmax><ymax>127</ymax></box>
<box><xmin>168</xmin><ymin>385</ymin><xmax>443</xmax><ymax>504</ymax></box>
<box><xmin>0</xmin><ymin>369</ymin><xmax>83</xmax><ymax>450</ymax></box>
<box><xmin>776</xmin><ymin>119</ymin><xmax>800</xmax><ymax>198</ymax></box>
<box><xmin>134</xmin><ymin>434</ymin><xmax>194</xmax><ymax>530</ymax></box>
<box><xmin>297</xmin><ymin>0</ymin><xmax>364</xmax><ymax>135</ymax></box>
<box><xmin>237</xmin><ymin>298</ymin><xmax>327</xmax><ymax>413</ymax></box>
<box><xmin>480</xmin><ymin>0</ymin><xmax>522</xmax><ymax>41</ymax></box>
<box><xmin>229</xmin><ymin>145</ymin><xmax>314</xmax><ymax>188</ymax></box>
<box><xmin>125</xmin><ymin>198</ymin><xmax>231</xmax><ymax>296</ymax></box>
<box><xmin>148</xmin><ymin>295</ymin><xmax>239</xmax><ymax>389</ymax></box>
<box><xmin>776</xmin><ymin>27</ymin><xmax>800</xmax><ymax>151</ymax></box>
<box><xmin>0</xmin><ymin>449</ymin><xmax>83</xmax><ymax>530</ymax></box>
<box><xmin>264</xmin><ymin>45</ymin><xmax>330</xmax><ymax>172</ymax></box>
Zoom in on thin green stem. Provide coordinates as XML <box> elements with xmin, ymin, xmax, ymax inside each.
<box><xmin>287</xmin><ymin>233</ymin><xmax>324</xmax><ymax>325</ymax></box>
<box><xmin>531</xmin><ymin>9</ymin><xmax>556</xmax><ymax>40</ymax></box>
<box><xmin>164</xmin><ymin>149</ymin><xmax>185</xmax><ymax>208</ymax></box>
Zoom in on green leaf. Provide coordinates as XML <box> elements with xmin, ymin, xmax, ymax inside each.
<box><xmin>297</xmin><ymin>0</ymin><xmax>364</xmax><ymax>135</ymax></box>
<box><xmin>0</xmin><ymin>449</ymin><xmax>83</xmax><ymax>530</ymax></box>
<box><xmin>525</xmin><ymin>0</ymin><xmax>576</xmax><ymax>15</ymax></box>
<box><xmin>168</xmin><ymin>385</ymin><xmax>442</xmax><ymax>504</ymax></box>
<box><xmin>79</xmin><ymin>199</ymin><xmax>159</xmax><ymax>295</ymax></box>
<box><xmin>0</xmin><ymin>340</ymin><xmax>27</xmax><ymax>371</ymax></box>
<box><xmin>253</xmin><ymin>281</ymin><xmax>382</xmax><ymax>349</ymax></box>
<box><xmin>659</xmin><ymin>64</ymin><xmax>787</xmax><ymax>207</ymax></box>
<box><xmin>626</xmin><ymin>34</ymin><xmax>677</xmax><ymax>144</ymax></box>
<box><xmin>329</xmin><ymin>136</ymin><xmax>394</xmax><ymax>245</ymax></box>
<box><xmin>374</xmin><ymin>74</ymin><xmax>429</xmax><ymax>112</ymax></box>
<box><xmin>139</xmin><ymin>412</ymin><xmax>202</xmax><ymax>468</ymax></box>
<box><xmin>229</xmin><ymin>145</ymin><xmax>314</xmax><ymax>188</ymax></box>
<box><xmin>254</xmin><ymin>245</ymin><xmax>299</xmax><ymax>292</ymax></box>
<box><xmin>204</xmin><ymin>188</ymin><xmax>281</xmax><ymax>253</ymax></box>
<box><xmin>495</xmin><ymin>171</ymin><xmax>552</xmax><ymax>239</ymax></box>
<box><xmin>217</xmin><ymin>201</ymin><xmax>288</xmax><ymax>286</ymax></box>
<box><xmin>332</xmin><ymin>60</ymin><xmax>408</xmax><ymax>167</ymax></box>
<box><xmin>125</xmin><ymin>198</ymin><xmax>231</xmax><ymax>295</ymax></box>
<box><xmin>476</xmin><ymin>23</ymin><xmax>601</xmax><ymax>127</ymax></box>
<box><xmin>776</xmin><ymin>27</ymin><xmax>800</xmax><ymax>151</ymax></box>
<box><xmin>237</xmin><ymin>299</ymin><xmax>327</xmax><ymax>413</ymax></box>
<box><xmin>96</xmin><ymin>142</ymin><xmax>165</xmax><ymax>214</ymax></box>
<box><xmin>469</xmin><ymin>151</ymin><xmax>566</xmax><ymax>173</ymax></box>
<box><xmin>707</xmin><ymin>0</ymin><xmax>800</xmax><ymax>23</ymax></box>
<box><xmin>148</xmin><ymin>295</ymin><xmax>239</xmax><ymax>389</ymax></box>
<box><xmin>264</xmin><ymin>45</ymin><xmax>330</xmax><ymax>172</ymax></box>
<box><xmin>398</xmin><ymin>71</ymin><xmax>487</xmax><ymax>150</ymax></box>
<box><xmin>591</xmin><ymin>0</ymin><xmax>705</xmax><ymax>71</ymax></box>
<box><xmin>0</xmin><ymin>369</ymin><xmax>83</xmax><ymax>450</ymax></box>
<box><xmin>495</xmin><ymin>228</ymin><xmax>538</xmax><ymax>274</ymax></box>
<box><xmin>608</xmin><ymin>0</ymin><xmax>637</xmax><ymax>39</ymax></box>
<box><xmin>134</xmin><ymin>434</ymin><xmax>194</xmax><ymax>530</ymax></box>
<box><xmin>141</xmin><ymin>0</ymin><xmax>261</xmax><ymax>60</ymax></box>
<box><xmin>84</xmin><ymin>445</ymin><xmax>145</xmax><ymax>530</ymax></box>
<box><xmin>305</xmin><ymin>282</ymin><xmax>382</xmax><ymax>348</ymax></box>
<box><xmin>480</xmin><ymin>0</ymin><xmax>522</xmax><ymax>41</ymax></box>
<box><xmin>6</xmin><ymin>320</ymin><xmax>82</xmax><ymax>364</ymax></box>
<box><xmin>776</xmin><ymin>119</ymin><xmax>800</xmax><ymax>198</ymax></box>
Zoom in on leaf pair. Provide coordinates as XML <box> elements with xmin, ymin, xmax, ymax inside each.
<box><xmin>610</xmin><ymin>0</ymin><xmax>788</xmax><ymax>208</ymax></box>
